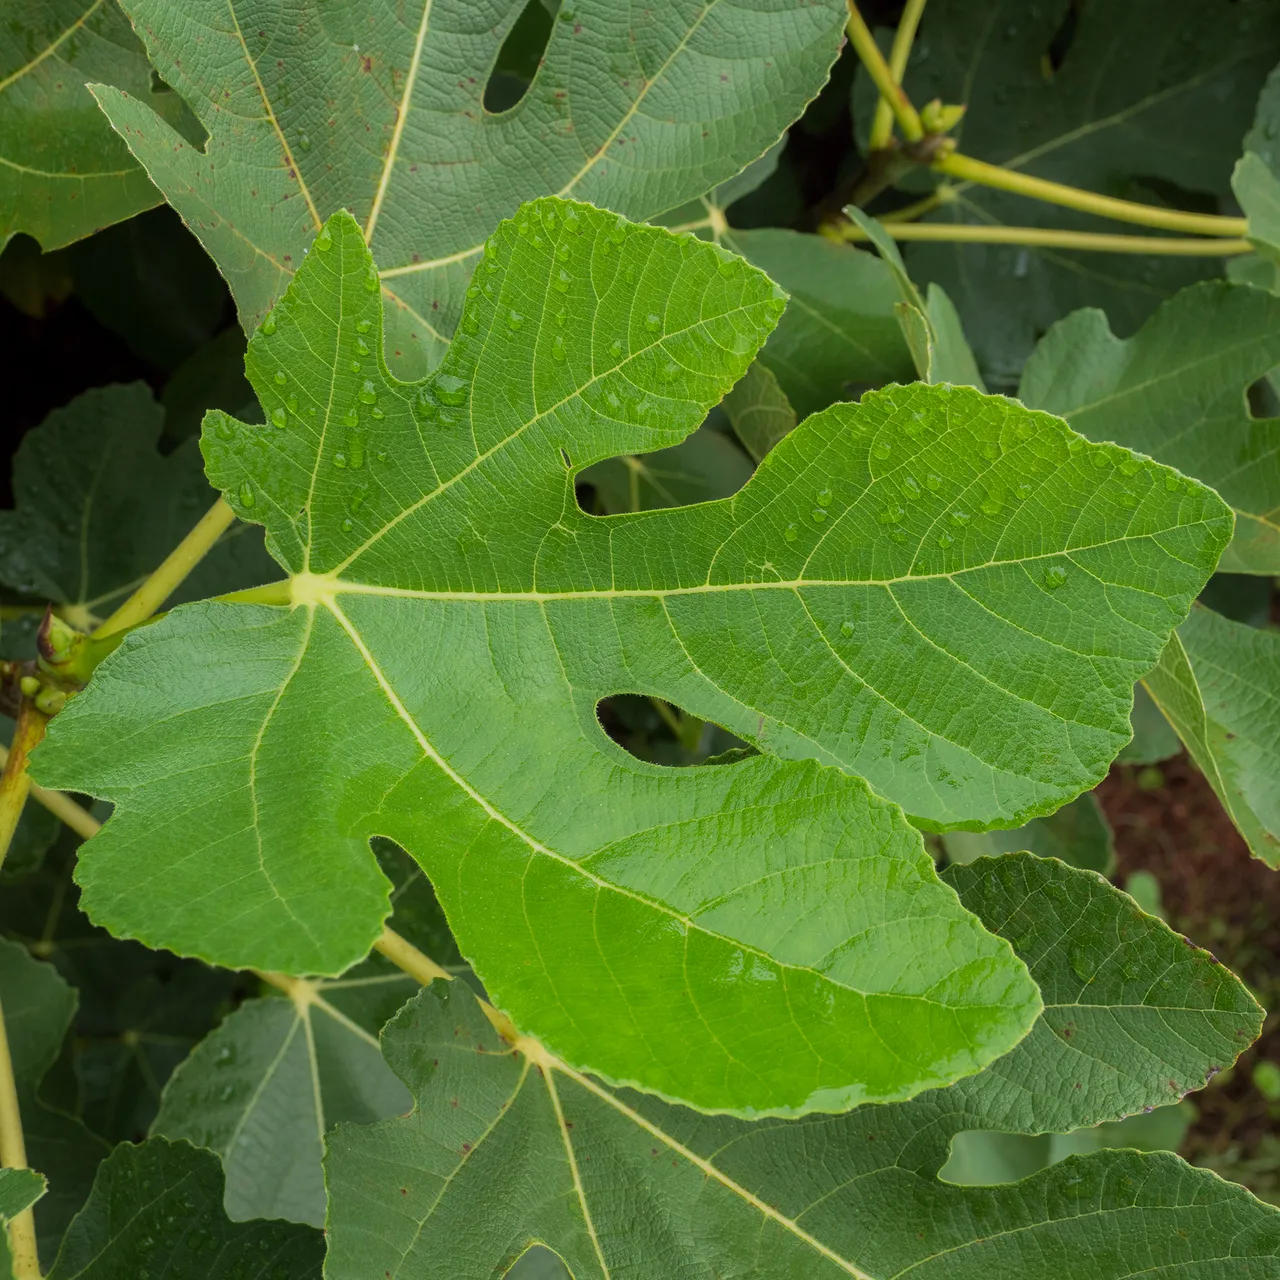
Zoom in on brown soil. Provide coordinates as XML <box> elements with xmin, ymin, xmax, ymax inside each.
<box><xmin>1097</xmin><ymin>756</ymin><xmax>1280</xmax><ymax>1202</ymax></box>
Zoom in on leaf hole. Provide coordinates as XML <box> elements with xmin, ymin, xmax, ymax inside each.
<box><xmin>595</xmin><ymin>695</ymin><xmax>755</xmax><ymax>767</ymax></box>
<box><xmin>483</xmin><ymin>0</ymin><xmax>558</xmax><ymax>114</ymax></box>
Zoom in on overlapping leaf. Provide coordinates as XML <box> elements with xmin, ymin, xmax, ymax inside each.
<box><xmin>940</xmin><ymin>792</ymin><xmax>1115</xmax><ymax>875</ymax></box>
<box><xmin>322</xmin><ymin>853</ymin><xmax>1269</xmax><ymax>1279</ymax></box>
<box><xmin>1021</xmin><ymin>282</ymin><xmax>1280</xmax><ymax>573</ymax></box>
<box><xmin>0</xmin><ymin>0</ymin><xmax>199</xmax><ymax>250</ymax></box>
<box><xmin>44</xmin><ymin>1139</ymin><xmax>322</xmax><ymax>1280</ymax></box>
<box><xmin>0</xmin><ymin>1169</ymin><xmax>45</xmax><ymax>1280</ymax></box>
<box><xmin>880</xmin><ymin>0</ymin><xmax>1280</xmax><ymax>384</ymax></box>
<box><xmin>37</xmin><ymin>197</ymin><xmax>1232</xmax><ymax>1114</ymax></box>
<box><xmin>90</xmin><ymin>0</ymin><xmax>847</xmax><ymax>375</ymax></box>
<box><xmin>0</xmin><ymin>382</ymin><xmax>274</xmax><ymax>649</ymax></box>
<box><xmin>1145</xmin><ymin>605</ymin><xmax>1280</xmax><ymax>866</ymax></box>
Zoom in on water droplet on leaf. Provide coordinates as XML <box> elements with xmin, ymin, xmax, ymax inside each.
<box><xmin>644</xmin><ymin>313</ymin><xmax>661</xmax><ymax>332</ymax></box>
<box><xmin>270</xmin><ymin>407</ymin><xmax>287</xmax><ymax>429</ymax></box>
<box><xmin>239</xmin><ymin>481</ymin><xmax>255</xmax><ymax>507</ymax></box>
<box><xmin>1043</xmin><ymin>564</ymin><xmax>1068</xmax><ymax>590</ymax></box>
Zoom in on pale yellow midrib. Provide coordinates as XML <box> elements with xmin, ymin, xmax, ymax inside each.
<box><xmin>364</xmin><ymin>0</ymin><xmax>434</xmax><ymax>245</ymax></box>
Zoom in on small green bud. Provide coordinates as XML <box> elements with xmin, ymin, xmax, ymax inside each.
<box><xmin>920</xmin><ymin>98</ymin><xmax>966</xmax><ymax>135</ymax></box>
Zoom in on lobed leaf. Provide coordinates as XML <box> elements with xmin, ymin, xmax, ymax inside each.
<box><xmin>1145</xmin><ymin>604</ymin><xmax>1280</xmax><ymax>866</ymax></box>
<box><xmin>1021</xmin><ymin>282</ymin><xmax>1280</xmax><ymax>574</ymax></box>
<box><xmin>323</xmin><ymin>853</ymin><xmax>1268</xmax><ymax>1278</ymax></box>
<box><xmin>89</xmin><ymin>0</ymin><xmax>848</xmax><ymax>374</ymax></box>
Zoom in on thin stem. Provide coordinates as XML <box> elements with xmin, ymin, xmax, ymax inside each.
<box><xmin>0</xmin><ymin>744</ymin><xmax>99</xmax><ymax>842</ymax></box>
<box><xmin>0</xmin><ymin>702</ymin><xmax>48</xmax><ymax>876</ymax></box>
<box><xmin>836</xmin><ymin>218</ymin><xmax>1252</xmax><ymax>255</ymax></box>
<box><xmin>878</xmin><ymin>189</ymin><xmax>947</xmax><ymax>223</ymax></box>
<box><xmin>868</xmin><ymin>0</ymin><xmax>928</xmax><ymax>149</ymax></box>
<box><xmin>92</xmin><ymin>497</ymin><xmax>237</xmax><ymax>639</ymax></box>
<box><xmin>0</xmin><ymin>993</ymin><xmax>40</xmax><ymax>1279</ymax></box>
<box><xmin>934</xmin><ymin>152</ymin><xmax>1248</xmax><ymax>237</ymax></box>
<box><xmin>374</xmin><ymin>926</ymin><xmax>519</xmax><ymax>1042</ymax></box>
<box><xmin>846</xmin><ymin>1</ymin><xmax>923</xmax><ymax>142</ymax></box>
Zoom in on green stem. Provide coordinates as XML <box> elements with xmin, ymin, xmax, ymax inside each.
<box><xmin>845</xmin><ymin>1</ymin><xmax>924</xmax><ymax>142</ymax></box>
<box><xmin>0</xmin><ymin>745</ymin><xmax>98</xmax><ymax>842</ymax></box>
<box><xmin>835</xmin><ymin>217</ymin><xmax>1252</xmax><ymax>255</ymax></box>
<box><xmin>0</xmin><ymin>701</ymin><xmax>45</xmax><ymax>1279</ymax></box>
<box><xmin>933</xmin><ymin>152</ymin><xmax>1248</xmax><ymax>238</ymax></box>
<box><xmin>93</xmin><ymin>497</ymin><xmax>237</xmax><ymax>639</ymax></box>
<box><xmin>868</xmin><ymin>0</ymin><xmax>928</xmax><ymax>149</ymax></box>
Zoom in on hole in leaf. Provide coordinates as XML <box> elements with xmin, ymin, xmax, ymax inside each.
<box><xmin>484</xmin><ymin>0</ymin><xmax>558</xmax><ymax>114</ymax></box>
<box><xmin>595</xmin><ymin>695</ymin><xmax>753</xmax><ymax>767</ymax></box>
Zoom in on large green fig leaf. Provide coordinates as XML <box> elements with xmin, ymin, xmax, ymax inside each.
<box><xmin>322</xmin><ymin>853</ymin><xmax>1268</xmax><ymax>1279</ymax></box>
<box><xmin>0</xmin><ymin>0</ymin><xmax>198</xmax><ymax>250</ymax></box>
<box><xmin>37</xmin><ymin>199</ymin><xmax>1229</xmax><ymax>1114</ymax></box>
<box><xmin>1021</xmin><ymin>282</ymin><xmax>1280</xmax><ymax>574</ymax></box>
<box><xmin>1145</xmin><ymin>604</ymin><xmax>1280</xmax><ymax>866</ymax></box>
<box><xmin>878</xmin><ymin>0</ymin><xmax>1280</xmax><ymax>385</ymax></box>
<box><xmin>44</xmin><ymin>1139</ymin><xmax>322</xmax><ymax>1280</ymax></box>
<box><xmin>88</xmin><ymin>0</ymin><xmax>847</xmax><ymax>376</ymax></box>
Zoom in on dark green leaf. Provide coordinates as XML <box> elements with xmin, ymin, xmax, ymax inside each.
<box><xmin>45</xmin><ymin>1138</ymin><xmax>323</xmax><ymax>1280</ymax></box>
<box><xmin>721</xmin><ymin>359</ymin><xmax>797</xmax><ymax>463</ymax></box>
<box><xmin>940</xmin><ymin>792</ymin><xmax>1115</xmax><ymax>875</ymax></box>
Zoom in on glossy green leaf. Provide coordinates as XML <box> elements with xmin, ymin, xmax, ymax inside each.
<box><xmin>0</xmin><ymin>0</ymin><xmax>199</xmax><ymax>250</ymax></box>
<box><xmin>0</xmin><ymin>939</ymin><xmax>108</xmax><ymax>1261</ymax></box>
<box><xmin>721</xmin><ymin>359</ymin><xmax>796</xmax><ymax>463</ymax></box>
<box><xmin>323</xmin><ymin>853</ymin><xmax>1266</xmax><ymax>1278</ymax></box>
<box><xmin>44</xmin><ymin>1138</ymin><xmax>323</xmax><ymax>1280</ymax></box>
<box><xmin>844</xmin><ymin>208</ymin><xmax>985</xmax><ymax>392</ymax></box>
<box><xmin>1021</xmin><ymin>281</ymin><xmax>1280</xmax><ymax>573</ymax></box>
<box><xmin>881</xmin><ymin>0</ymin><xmax>1280</xmax><ymax>385</ymax></box>
<box><xmin>1145</xmin><ymin>604</ymin><xmax>1280</xmax><ymax>866</ymax></box>
<box><xmin>152</xmin><ymin>972</ymin><xmax>415</xmax><ymax>1228</ymax></box>
<box><xmin>940</xmin><ymin>792</ymin><xmax>1115</xmax><ymax>876</ymax></box>
<box><xmin>0</xmin><ymin>383</ymin><xmax>274</xmax><ymax>644</ymax></box>
<box><xmin>37</xmin><ymin>200</ymin><xmax>1230</xmax><ymax>1109</ymax></box>
<box><xmin>90</xmin><ymin>0</ymin><xmax>846</xmax><ymax>375</ymax></box>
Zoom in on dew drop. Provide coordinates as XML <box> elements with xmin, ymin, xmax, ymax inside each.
<box><xmin>1043</xmin><ymin>564</ymin><xmax>1068</xmax><ymax>590</ymax></box>
<box><xmin>348</xmin><ymin>436</ymin><xmax>365</xmax><ymax>469</ymax></box>
<box><xmin>606</xmin><ymin>390</ymin><xmax>622</xmax><ymax>411</ymax></box>
<box><xmin>298</xmin><ymin>131</ymin><xmax>312</xmax><ymax>151</ymax></box>
<box><xmin>644</xmin><ymin>313</ymin><xmax>661</xmax><ymax>333</ymax></box>
<box><xmin>554</xmin><ymin>268</ymin><xmax>572</xmax><ymax>292</ymax></box>
<box><xmin>356</xmin><ymin>318</ymin><xmax>371</xmax><ymax>334</ymax></box>
<box><xmin>371</xmin><ymin>406</ymin><xmax>384</xmax><ymax>420</ymax></box>
<box><xmin>564</xmin><ymin>211</ymin><xmax>581</xmax><ymax>235</ymax></box>
<box><xmin>878</xmin><ymin>504</ymin><xmax>905</xmax><ymax>525</ymax></box>
<box><xmin>1164</xmin><ymin>472</ymin><xmax>1181</xmax><ymax>492</ymax></box>
<box><xmin>1069</xmin><ymin>947</ymin><xmax>1094</xmax><ymax>982</ymax></box>
<box><xmin>925</xmin><ymin>473</ymin><xmax>942</xmax><ymax>492</ymax></box>
<box><xmin>660</xmin><ymin>359</ymin><xmax>678</xmax><ymax>382</ymax></box>
<box><xmin>980</xmin><ymin>494</ymin><xmax>1002</xmax><ymax>516</ymax></box>
<box><xmin>1014</xmin><ymin>418</ymin><xmax>1034</xmax><ymax>441</ymax></box>
<box><xmin>274</xmin><ymin>370</ymin><xmax>287</xmax><ymax>385</ymax></box>
<box><xmin>349</xmin><ymin>359</ymin><xmax>362</xmax><ymax>373</ymax></box>
<box><xmin>949</xmin><ymin>509</ymin><xmax>971</xmax><ymax>527</ymax></box>
<box><xmin>872</xmin><ymin>440</ymin><xmax>891</xmax><ymax>461</ymax></box>
<box><xmin>555</xmin><ymin>308</ymin><xmax>568</xmax><ymax>326</ymax></box>
<box><xmin>840</xmin><ymin>620</ymin><xmax>854</xmax><ymax>638</ymax></box>
<box><xmin>609</xmin><ymin>215</ymin><xmax>627</xmax><ymax>245</ymax></box>
<box><xmin>286</xmin><ymin>395</ymin><xmax>298</xmax><ymax>412</ymax></box>
<box><xmin>556</xmin><ymin>242</ymin><xmax>570</xmax><ymax>261</ymax></box>
<box><xmin>261</xmin><ymin>313</ymin><xmax>276</xmax><ymax>335</ymax></box>
<box><xmin>1092</xmin><ymin>451</ymin><xmax>1111</xmax><ymax>470</ymax></box>
<box><xmin>466</xmin><ymin>284</ymin><xmax>480</xmax><ymax>300</ymax></box>
<box><xmin>239</xmin><ymin>481</ymin><xmax>255</xmax><ymax>507</ymax></box>
<box><xmin>784</xmin><ymin>523</ymin><xmax>799</xmax><ymax>542</ymax></box>
<box><xmin>341</xmin><ymin>518</ymin><xmax>353</xmax><ymax>532</ymax></box>
<box><xmin>624</xmin><ymin>264</ymin><xmax>636</xmax><ymax>284</ymax></box>
<box><xmin>364</xmin><ymin>268</ymin><xmax>380</xmax><ymax>293</ymax></box>
<box><xmin>1016</xmin><ymin>482</ymin><xmax>1033</xmax><ymax>500</ymax></box>
<box><xmin>981</xmin><ymin>441</ymin><xmax>1001</xmax><ymax>461</ymax></box>
<box><xmin>462</xmin><ymin>312</ymin><xmax>479</xmax><ymax>335</ymax></box>
<box><xmin>816</xmin><ymin>488</ymin><xmax>833</xmax><ymax>507</ymax></box>
<box><xmin>552</xmin><ymin>335</ymin><xmax>567</xmax><ymax>362</ymax></box>
<box><xmin>435</xmin><ymin>374</ymin><xmax>469</xmax><ymax>406</ymax></box>
<box><xmin>609</xmin><ymin>339</ymin><xmax>623</xmax><ymax>359</ymax></box>
<box><xmin>333</xmin><ymin>452</ymin><xmax>348</xmax><ymax>469</ymax></box>
<box><xmin>811</xmin><ymin>507</ymin><xmax>828</xmax><ymax>523</ymax></box>
<box><xmin>356</xmin><ymin>337</ymin><xmax>371</xmax><ymax>356</ymax></box>
<box><xmin>270</xmin><ymin>407</ymin><xmax>287</xmax><ymax>429</ymax></box>
<box><xmin>900</xmin><ymin>475</ymin><xmax>921</xmax><ymax>500</ymax></box>
<box><xmin>350</xmin><ymin>487</ymin><xmax>368</xmax><ymax>514</ymax></box>
<box><xmin>507</xmin><ymin>309</ymin><xmax>526</xmax><ymax>331</ymax></box>
<box><xmin>937</xmin><ymin>532</ymin><xmax>954</xmax><ymax>549</ymax></box>
<box><xmin>314</xmin><ymin>228</ymin><xmax>332</xmax><ymax>252</ymax></box>
<box><xmin>216</xmin><ymin>418</ymin><xmax>235</xmax><ymax>440</ymax></box>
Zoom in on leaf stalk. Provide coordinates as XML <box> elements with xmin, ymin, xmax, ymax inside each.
<box><xmin>0</xmin><ymin>701</ymin><xmax>48</xmax><ymax>877</ymax></box>
<box><xmin>845</xmin><ymin>1</ymin><xmax>924</xmax><ymax>142</ymax></box>
<box><xmin>92</xmin><ymin>496</ymin><xmax>237</xmax><ymax>640</ymax></box>
<box><xmin>868</xmin><ymin>0</ymin><xmax>929</xmax><ymax>150</ymax></box>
